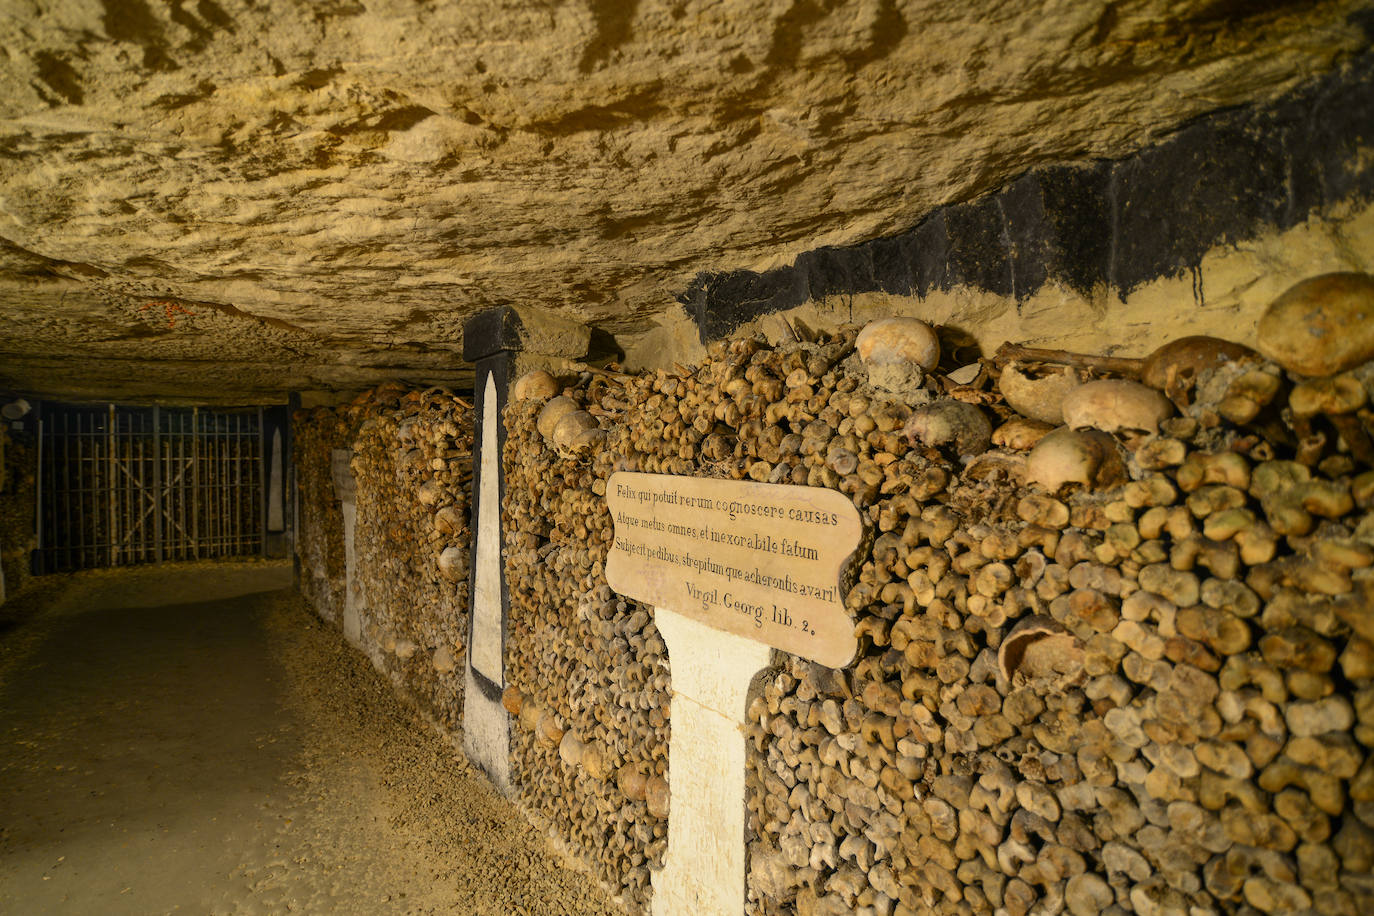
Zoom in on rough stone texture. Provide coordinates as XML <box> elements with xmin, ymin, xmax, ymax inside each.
<box><xmin>0</xmin><ymin>1</ymin><xmax>1370</xmax><ymax>401</ymax></box>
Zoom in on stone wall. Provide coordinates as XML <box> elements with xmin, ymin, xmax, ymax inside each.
<box><xmin>502</xmin><ymin>296</ymin><xmax>1374</xmax><ymax>914</ymax></box>
<box><xmin>293</xmin><ymin>383</ymin><xmax>474</xmax><ymax>735</ymax></box>
<box><xmin>0</xmin><ymin>424</ymin><xmax>36</xmax><ymax>599</ymax></box>
<box><xmin>679</xmin><ymin>50</ymin><xmax>1374</xmax><ymax>346</ymax></box>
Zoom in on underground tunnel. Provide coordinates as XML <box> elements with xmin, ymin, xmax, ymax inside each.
<box><xmin>2</xmin><ymin>1</ymin><xmax>1374</xmax><ymax>914</ymax></box>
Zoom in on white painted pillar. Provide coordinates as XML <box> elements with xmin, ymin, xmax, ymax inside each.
<box><xmin>267</xmin><ymin>428</ymin><xmax>285</xmax><ymax>531</ymax></box>
<box><xmin>463</xmin><ymin>371</ymin><xmax>511</xmax><ymax>792</ymax></box>
<box><xmin>651</xmin><ymin>607</ymin><xmax>773</xmax><ymax>916</ymax></box>
<box><xmin>340</xmin><ymin>498</ymin><xmax>362</xmax><ymax>645</ymax></box>
<box><xmin>457</xmin><ymin>305</ymin><xmax>593</xmax><ymax>794</ymax></box>
<box><xmin>469</xmin><ymin>372</ymin><xmax>504</xmax><ymax>684</ymax></box>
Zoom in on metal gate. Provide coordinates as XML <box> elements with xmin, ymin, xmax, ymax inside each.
<box><xmin>35</xmin><ymin>405</ymin><xmax>268</xmax><ymax>572</ymax></box>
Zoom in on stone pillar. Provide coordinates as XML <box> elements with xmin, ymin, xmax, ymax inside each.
<box><xmin>287</xmin><ymin>392</ymin><xmax>301</xmax><ymax>588</ymax></box>
<box><xmin>651</xmin><ymin>608</ymin><xmax>773</xmax><ymax>916</ymax></box>
<box><xmin>461</xmin><ymin>306</ymin><xmax>591</xmax><ymax>793</ymax></box>
<box><xmin>261</xmin><ymin>405</ymin><xmax>291</xmax><ymax>558</ymax></box>
<box><xmin>330</xmin><ymin>448</ymin><xmax>363</xmax><ymax>646</ymax></box>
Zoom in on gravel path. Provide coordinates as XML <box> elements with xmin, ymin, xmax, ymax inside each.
<box><xmin>0</xmin><ymin>562</ymin><xmax>621</xmax><ymax>915</ymax></box>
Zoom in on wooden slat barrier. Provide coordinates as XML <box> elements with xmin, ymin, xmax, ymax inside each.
<box><xmin>35</xmin><ymin>404</ymin><xmax>268</xmax><ymax>572</ymax></box>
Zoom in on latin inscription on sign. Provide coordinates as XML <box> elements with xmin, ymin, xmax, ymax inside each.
<box><xmin>604</xmin><ymin>472</ymin><xmax>863</xmax><ymax>668</ymax></box>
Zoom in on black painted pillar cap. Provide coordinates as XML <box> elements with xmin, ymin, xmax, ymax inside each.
<box><xmin>462</xmin><ymin>306</ymin><xmax>526</xmax><ymax>362</ymax></box>
<box><xmin>462</xmin><ymin>305</ymin><xmax>593</xmax><ymax>363</ymax></box>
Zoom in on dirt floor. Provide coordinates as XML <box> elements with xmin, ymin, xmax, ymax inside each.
<box><xmin>0</xmin><ymin>562</ymin><xmax>621</xmax><ymax>915</ymax></box>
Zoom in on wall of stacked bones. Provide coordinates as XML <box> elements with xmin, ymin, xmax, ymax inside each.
<box><xmin>502</xmin><ymin>273</ymin><xmax>1374</xmax><ymax>916</ymax></box>
<box><xmin>299</xmin><ymin>272</ymin><xmax>1374</xmax><ymax>916</ymax></box>
<box><xmin>293</xmin><ymin>382</ymin><xmax>475</xmax><ymax>733</ymax></box>
<box><xmin>0</xmin><ymin>423</ymin><xmax>36</xmax><ymax>597</ymax></box>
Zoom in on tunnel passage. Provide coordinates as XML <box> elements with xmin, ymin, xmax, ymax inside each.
<box><xmin>1</xmin><ymin>8</ymin><xmax>1373</xmax><ymax>915</ymax></box>
<box><xmin>0</xmin><ymin>563</ymin><xmax>620</xmax><ymax>915</ymax></box>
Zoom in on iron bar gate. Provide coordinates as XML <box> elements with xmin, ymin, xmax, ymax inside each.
<box><xmin>35</xmin><ymin>405</ymin><xmax>268</xmax><ymax>572</ymax></box>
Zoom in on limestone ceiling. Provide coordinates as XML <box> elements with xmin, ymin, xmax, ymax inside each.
<box><xmin>0</xmin><ymin>0</ymin><xmax>1370</xmax><ymax>403</ymax></box>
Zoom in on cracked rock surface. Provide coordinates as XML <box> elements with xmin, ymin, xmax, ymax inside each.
<box><xmin>0</xmin><ymin>1</ymin><xmax>1369</xmax><ymax>401</ymax></box>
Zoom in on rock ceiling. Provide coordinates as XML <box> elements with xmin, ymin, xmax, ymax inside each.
<box><xmin>0</xmin><ymin>0</ymin><xmax>1370</xmax><ymax>403</ymax></box>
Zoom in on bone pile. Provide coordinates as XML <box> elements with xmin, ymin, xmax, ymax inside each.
<box><xmin>503</xmin><ymin>272</ymin><xmax>1373</xmax><ymax>916</ymax></box>
<box><xmin>296</xmin><ymin>382</ymin><xmax>474</xmax><ymax>733</ymax></box>
<box><xmin>502</xmin><ymin>365</ymin><xmax>673</xmax><ymax>912</ymax></box>
<box><xmin>350</xmin><ymin>383</ymin><xmax>474</xmax><ymax>732</ymax></box>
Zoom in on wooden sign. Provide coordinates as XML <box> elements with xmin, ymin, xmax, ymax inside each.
<box><xmin>605</xmin><ymin>472</ymin><xmax>863</xmax><ymax>668</ymax></box>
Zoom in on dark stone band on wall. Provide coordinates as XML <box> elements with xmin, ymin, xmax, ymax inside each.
<box><xmin>681</xmin><ymin>50</ymin><xmax>1374</xmax><ymax>343</ymax></box>
<box><xmin>463</xmin><ymin>306</ymin><xmax>528</xmax><ymax>363</ymax></box>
